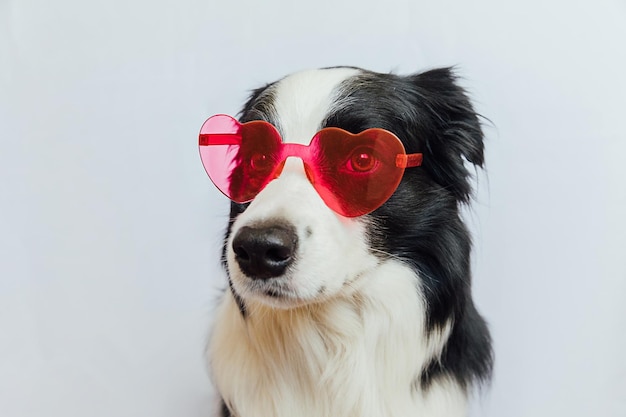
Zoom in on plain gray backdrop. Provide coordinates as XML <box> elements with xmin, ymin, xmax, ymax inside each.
<box><xmin>1</xmin><ymin>0</ymin><xmax>625</xmax><ymax>416</ymax></box>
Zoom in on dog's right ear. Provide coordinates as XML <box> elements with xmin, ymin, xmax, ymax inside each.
<box><xmin>407</xmin><ymin>68</ymin><xmax>485</xmax><ymax>203</ymax></box>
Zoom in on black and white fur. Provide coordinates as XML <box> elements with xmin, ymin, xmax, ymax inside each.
<box><xmin>208</xmin><ymin>67</ymin><xmax>492</xmax><ymax>417</ymax></box>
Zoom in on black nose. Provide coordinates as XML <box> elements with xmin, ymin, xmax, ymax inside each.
<box><xmin>232</xmin><ymin>224</ymin><xmax>298</xmax><ymax>279</ymax></box>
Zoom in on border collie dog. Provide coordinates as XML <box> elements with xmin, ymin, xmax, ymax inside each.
<box><xmin>206</xmin><ymin>67</ymin><xmax>492</xmax><ymax>417</ymax></box>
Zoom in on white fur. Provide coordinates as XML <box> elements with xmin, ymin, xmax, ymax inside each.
<box><xmin>208</xmin><ymin>68</ymin><xmax>466</xmax><ymax>416</ymax></box>
<box><xmin>210</xmin><ymin>262</ymin><xmax>462</xmax><ymax>417</ymax></box>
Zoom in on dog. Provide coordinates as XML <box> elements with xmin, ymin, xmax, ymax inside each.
<box><xmin>201</xmin><ymin>66</ymin><xmax>493</xmax><ymax>417</ymax></box>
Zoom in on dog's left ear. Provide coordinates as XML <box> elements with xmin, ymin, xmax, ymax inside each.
<box><xmin>407</xmin><ymin>68</ymin><xmax>485</xmax><ymax>203</ymax></box>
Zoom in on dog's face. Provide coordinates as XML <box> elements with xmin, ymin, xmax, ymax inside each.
<box><xmin>221</xmin><ymin>67</ymin><xmax>484</xmax><ymax>315</ymax></box>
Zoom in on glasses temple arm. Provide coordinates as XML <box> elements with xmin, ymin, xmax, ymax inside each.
<box><xmin>395</xmin><ymin>153</ymin><xmax>423</xmax><ymax>168</ymax></box>
<box><xmin>199</xmin><ymin>133</ymin><xmax>241</xmax><ymax>146</ymax></box>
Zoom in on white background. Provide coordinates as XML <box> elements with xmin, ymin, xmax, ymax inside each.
<box><xmin>1</xmin><ymin>0</ymin><xmax>625</xmax><ymax>416</ymax></box>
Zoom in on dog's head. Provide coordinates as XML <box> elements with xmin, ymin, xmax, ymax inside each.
<box><xmin>215</xmin><ymin>67</ymin><xmax>484</xmax><ymax>314</ymax></box>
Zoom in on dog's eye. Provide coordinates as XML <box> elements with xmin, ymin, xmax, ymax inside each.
<box><xmin>249</xmin><ymin>153</ymin><xmax>273</xmax><ymax>172</ymax></box>
<box><xmin>347</xmin><ymin>147</ymin><xmax>378</xmax><ymax>172</ymax></box>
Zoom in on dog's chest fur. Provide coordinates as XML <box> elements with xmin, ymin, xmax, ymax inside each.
<box><xmin>210</xmin><ymin>262</ymin><xmax>464</xmax><ymax>417</ymax></box>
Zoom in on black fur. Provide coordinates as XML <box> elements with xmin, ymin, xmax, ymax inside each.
<box><xmin>223</xmin><ymin>67</ymin><xmax>492</xmax><ymax>394</ymax></box>
<box><xmin>222</xmin><ymin>203</ymin><xmax>249</xmax><ymax>317</ymax></box>
<box><xmin>219</xmin><ymin>399</ymin><xmax>233</xmax><ymax>417</ymax></box>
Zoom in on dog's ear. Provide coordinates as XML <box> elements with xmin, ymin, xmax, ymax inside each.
<box><xmin>407</xmin><ymin>68</ymin><xmax>485</xmax><ymax>203</ymax></box>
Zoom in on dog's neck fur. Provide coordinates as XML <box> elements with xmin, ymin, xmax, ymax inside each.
<box><xmin>209</xmin><ymin>260</ymin><xmax>466</xmax><ymax>417</ymax></box>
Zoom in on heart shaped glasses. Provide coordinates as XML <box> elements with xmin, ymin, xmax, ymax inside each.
<box><xmin>199</xmin><ymin>114</ymin><xmax>422</xmax><ymax>217</ymax></box>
